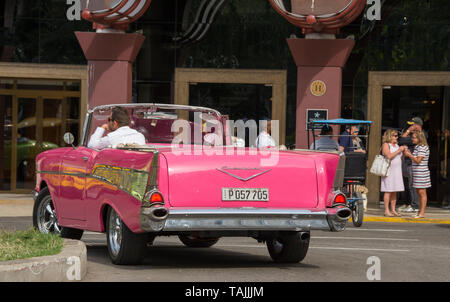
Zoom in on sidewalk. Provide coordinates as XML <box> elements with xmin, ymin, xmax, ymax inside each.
<box><xmin>0</xmin><ymin>194</ymin><xmax>35</xmax><ymax>217</ymax></box>
<box><xmin>1</xmin><ymin>193</ymin><xmax>450</xmax><ymax>223</ymax></box>
<box><xmin>362</xmin><ymin>204</ymin><xmax>450</xmax><ymax>224</ymax></box>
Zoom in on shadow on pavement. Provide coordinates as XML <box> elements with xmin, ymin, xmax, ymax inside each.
<box><xmin>84</xmin><ymin>244</ymin><xmax>320</xmax><ymax>270</ymax></box>
<box><xmin>436</xmin><ymin>224</ymin><xmax>450</xmax><ymax>229</ymax></box>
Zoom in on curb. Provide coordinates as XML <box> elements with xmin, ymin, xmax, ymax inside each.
<box><xmin>350</xmin><ymin>216</ymin><xmax>450</xmax><ymax>225</ymax></box>
<box><xmin>0</xmin><ymin>239</ymin><xmax>87</xmax><ymax>282</ymax></box>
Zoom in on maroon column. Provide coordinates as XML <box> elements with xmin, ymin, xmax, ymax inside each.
<box><xmin>75</xmin><ymin>32</ymin><xmax>145</xmax><ymax>108</ymax></box>
<box><xmin>287</xmin><ymin>38</ymin><xmax>354</xmax><ymax>148</ymax></box>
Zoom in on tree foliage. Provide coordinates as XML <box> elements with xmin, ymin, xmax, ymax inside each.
<box><xmin>359</xmin><ymin>0</ymin><xmax>450</xmax><ymax>77</ymax></box>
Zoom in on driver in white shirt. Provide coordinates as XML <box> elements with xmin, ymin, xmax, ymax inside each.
<box><xmin>88</xmin><ymin>107</ymin><xmax>146</xmax><ymax>149</ymax></box>
<box><xmin>255</xmin><ymin>118</ymin><xmax>276</xmax><ymax>148</ymax></box>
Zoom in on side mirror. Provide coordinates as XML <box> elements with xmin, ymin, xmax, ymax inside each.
<box><xmin>63</xmin><ymin>132</ymin><xmax>75</xmax><ymax>148</ymax></box>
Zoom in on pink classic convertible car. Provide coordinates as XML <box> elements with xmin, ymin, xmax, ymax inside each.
<box><xmin>32</xmin><ymin>104</ymin><xmax>351</xmax><ymax>265</ymax></box>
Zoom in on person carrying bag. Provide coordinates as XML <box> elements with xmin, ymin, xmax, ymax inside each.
<box><xmin>375</xmin><ymin>129</ymin><xmax>407</xmax><ymax>216</ymax></box>
<box><xmin>370</xmin><ymin>147</ymin><xmax>391</xmax><ymax>176</ymax></box>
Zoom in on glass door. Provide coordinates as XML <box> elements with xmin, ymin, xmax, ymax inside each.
<box><xmin>16</xmin><ymin>97</ymin><xmax>38</xmax><ymax>189</ymax></box>
<box><xmin>0</xmin><ymin>96</ymin><xmax>13</xmax><ymax>191</ymax></box>
<box><xmin>382</xmin><ymin>86</ymin><xmax>447</xmax><ymax>204</ymax></box>
<box><xmin>15</xmin><ymin>97</ymin><xmax>68</xmax><ymax>190</ymax></box>
<box><xmin>0</xmin><ymin>77</ymin><xmax>82</xmax><ymax>192</ymax></box>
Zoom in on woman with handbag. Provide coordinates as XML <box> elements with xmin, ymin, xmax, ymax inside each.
<box><xmin>380</xmin><ymin>129</ymin><xmax>407</xmax><ymax>216</ymax></box>
<box><xmin>403</xmin><ymin>131</ymin><xmax>431</xmax><ymax>218</ymax></box>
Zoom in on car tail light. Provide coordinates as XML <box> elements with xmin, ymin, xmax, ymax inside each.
<box><xmin>150</xmin><ymin>192</ymin><xmax>163</xmax><ymax>203</ymax></box>
<box><xmin>333</xmin><ymin>193</ymin><xmax>346</xmax><ymax>205</ymax></box>
<box><xmin>144</xmin><ymin>190</ymin><xmax>164</xmax><ymax>204</ymax></box>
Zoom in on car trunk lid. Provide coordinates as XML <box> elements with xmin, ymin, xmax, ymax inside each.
<box><xmin>160</xmin><ymin>148</ymin><xmax>322</xmax><ymax>208</ymax></box>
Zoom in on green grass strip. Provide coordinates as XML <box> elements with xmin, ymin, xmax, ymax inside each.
<box><xmin>0</xmin><ymin>228</ymin><xmax>64</xmax><ymax>262</ymax></box>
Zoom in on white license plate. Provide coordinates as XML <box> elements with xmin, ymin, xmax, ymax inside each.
<box><xmin>222</xmin><ymin>188</ymin><xmax>269</xmax><ymax>201</ymax></box>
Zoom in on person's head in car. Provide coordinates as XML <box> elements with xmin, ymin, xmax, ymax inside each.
<box><xmin>104</xmin><ymin>107</ymin><xmax>130</xmax><ymax>131</ymax></box>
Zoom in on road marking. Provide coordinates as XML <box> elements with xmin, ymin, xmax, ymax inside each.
<box><xmin>309</xmin><ymin>246</ymin><xmax>410</xmax><ymax>252</ymax></box>
<box><xmin>346</xmin><ymin>228</ymin><xmax>408</xmax><ymax>232</ymax></box>
<box><xmin>312</xmin><ymin>236</ymin><xmax>419</xmax><ymax>241</ymax></box>
<box><xmin>215</xmin><ymin>245</ymin><xmax>410</xmax><ymax>252</ymax></box>
<box><xmin>216</xmin><ymin>244</ymin><xmax>263</xmax><ymax>248</ymax></box>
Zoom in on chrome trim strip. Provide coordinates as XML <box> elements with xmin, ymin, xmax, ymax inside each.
<box><xmin>36</xmin><ymin>170</ymin><xmax>87</xmax><ymax>177</ymax></box>
<box><xmin>142</xmin><ymin>151</ymin><xmax>160</xmax><ymax>204</ymax></box>
<box><xmin>216</xmin><ymin>168</ymin><xmax>272</xmax><ymax>182</ymax></box>
<box><xmin>81</xmin><ymin>112</ymin><xmax>91</xmax><ymax>147</ymax></box>
<box><xmin>37</xmin><ymin>166</ymin><xmax>150</xmax><ymax>177</ymax></box>
<box><xmin>84</xmin><ymin>103</ymin><xmax>223</xmax><ymax>148</ymax></box>
<box><xmin>333</xmin><ymin>152</ymin><xmax>346</xmax><ymax>190</ymax></box>
<box><xmin>88</xmin><ymin>103</ymin><xmax>222</xmax><ymax>120</ymax></box>
<box><xmin>147</xmin><ymin>151</ymin><xmax>160</xmax><ymax>189</ymax></box>
<box><xmin>142</xmin><ymin>208</ymin><xmax>349</xmax><ymax>232</ymax></box>
<box><xmin>37</xmin><ymin>164</ymin><xmax>150</xmax><ymax>202</ymax></box>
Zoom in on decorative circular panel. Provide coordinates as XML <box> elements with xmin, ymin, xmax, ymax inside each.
<box><xmin>310</xmin><ymin>80</ymin><xmax>326</xmax><ymax>96</ymax></box>
<box><xmin>268</xmin><ymin>0</ymin><xmax>366</xmax><ymax>34</ymax></box>
<box><xmin>81</xmin><ymin>0</ymin><xmax>152</xmax><ymax>30</ymax></box>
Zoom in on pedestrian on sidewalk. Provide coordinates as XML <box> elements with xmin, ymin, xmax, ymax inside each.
<box><xmin>380</xmin><ymin>129</ymin><xmax>407</xmax><ymax>217</ymax></box>
<box><xmin>403</xmin><ymin>131</ymin><xmax>431</xmax><ymax>218</ymax></box>
<box><xmin>398</xmin><ymin>117</ymin><xmax>425</xmax><ymax>213</ymax></box>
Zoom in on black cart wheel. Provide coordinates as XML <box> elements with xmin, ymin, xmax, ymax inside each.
<box><xmin>106</xmin><ymin>207</ymin><xmax>148</xmax><ymax>265</ymax></box>
<box><xmin>352</xmin><ymin>192</ymin><xmax>364</xmax><ymax>227</ymax></box>
<box><xmin>266</xmin><ymin>232</ymin><xmax>310</xmax><ymax>263</ymax></box>
<box><xmin>33</xmin><ymin>187</ymin><xmax>84</xmax><ymax>240</ymax></box>
<box><xmin>178</xmin><ymin>235</ymin><xmax>220</xmax><ymax>248</ymax></box>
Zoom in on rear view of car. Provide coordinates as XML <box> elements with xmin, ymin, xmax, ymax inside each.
<box><xmin>32</xmin><ymin>104</ymin><xmax>351</xmax><ymax>265</ymax></box>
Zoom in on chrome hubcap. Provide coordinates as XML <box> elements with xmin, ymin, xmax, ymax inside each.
<box><xmin>37</xmin><ymin>195</ymin><xmax>61</xmax><ymax>235</ymax></box>
<box><xmin>108</xmin><ymin>210</ymin><xmax>122</xmax><ymax>257</ymax></box>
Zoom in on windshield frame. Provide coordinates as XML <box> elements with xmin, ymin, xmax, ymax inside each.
<box><xmin>81</xmin><ymin>103</ymin><xmax>223</xmax><ymax>147</ymax></box>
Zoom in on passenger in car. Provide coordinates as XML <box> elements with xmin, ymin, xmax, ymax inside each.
<box><xmin>256</xmin><ymin>118</ymin><xmax>276</xmax><ymax>148</ymax></box>
<box><xmin>88</xmin><ymin>107</ymin><xmax>146</xmax><ymax>149</ymax></box>
<box><xmin>310</xmin><ymin>125</ymin><xmax>339</xmax><ymax>151</ymax></box>
<box><xmin>339</xmin><ymin>125</ymin><xmax>365</xmax><ymax>153</ymax></box>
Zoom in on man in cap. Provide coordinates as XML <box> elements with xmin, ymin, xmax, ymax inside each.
<box><xmin>404</xmin><ymin>117</ymin><xmax>424</xmax><ymax>135</ymax></box>
<box><xmin>398</xmin><ymin>116</ymin><xmax>425</xmax><ymax>213</ymax></box>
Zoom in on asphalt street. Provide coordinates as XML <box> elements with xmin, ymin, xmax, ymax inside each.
<box><xmin>1</xmin><ymin>217</ymin><xmax>449</xmax><ymax>282</ymax></box>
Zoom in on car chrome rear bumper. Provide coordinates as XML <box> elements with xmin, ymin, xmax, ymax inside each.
<box><xmin>31</xmin><ymin>190</ymin><xmax>39</xmax><ymax>201</ymax></box>
<box><xmin>139</xmin><ymin>207</ymin><xmax>351</xmax><ymax>233</ymax></box>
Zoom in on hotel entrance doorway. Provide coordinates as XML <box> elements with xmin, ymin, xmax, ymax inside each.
<box><xmin>367</xmin><ymin>71</ymin><xmax>450</xmax><ymax>206</ymax></box>
<box><xmin>381</xmin><ymin>86</ymin><xmax>450</xmax><ymax>204</ymax></box>
<box><xmin>0</xmin><ymin>79</ymin><xmax>82</xmax><ymax>192</ymax></box>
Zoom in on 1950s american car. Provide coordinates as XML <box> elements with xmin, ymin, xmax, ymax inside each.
<box><xmin>32</xmin><ymin>103</ymin><xmax>351</xmax><ymax>265</ymax></box>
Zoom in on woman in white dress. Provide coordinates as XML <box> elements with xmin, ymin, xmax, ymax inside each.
<box><xmin>380</xmin><ymin>129</ymin><xmax>407</xmax><ymax>216</ymax></box>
